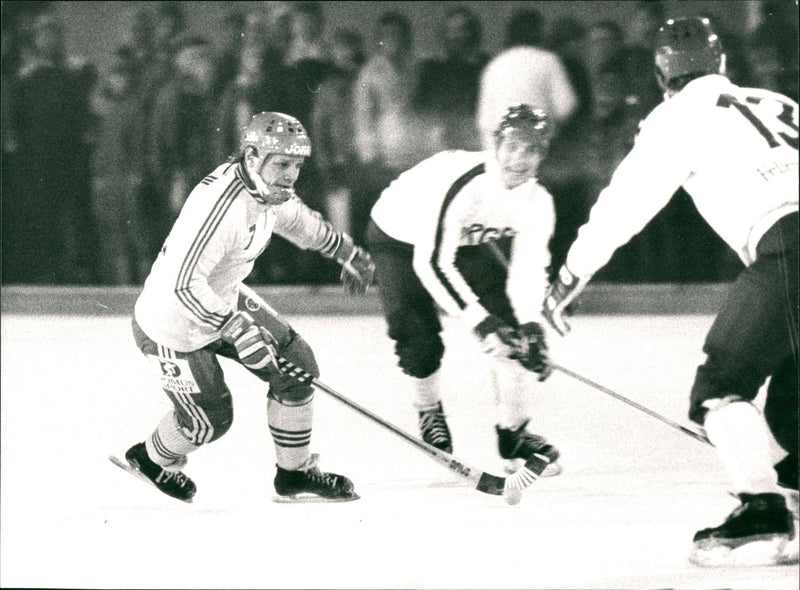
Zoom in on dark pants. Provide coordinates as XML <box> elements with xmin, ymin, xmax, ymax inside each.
<box><xmin>366</xmin><ymin>219</ymin><xmax>515</xmax><ymax>379</ymax></box>
<box><xmin>689</xmin><ymin>213</ymin><xmax>798</xmax><ymax>460</ymax></box>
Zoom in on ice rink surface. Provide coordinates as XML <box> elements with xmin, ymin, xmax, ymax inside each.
<box><xmin>1</xmin><ymin>311</ymin><xmax>798</xmax><ymax>589</ymax></box>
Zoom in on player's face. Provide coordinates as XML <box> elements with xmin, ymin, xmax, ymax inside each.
<box><xmin>261</xmin><ymin>155</ymin><xmax>304</xmax><ymax>187</ymax></box>
<box><xmin>495</xmin><ymin>135</ymin><xmax>542</xmax><ymax>189</ymax></box>
<box><xmin>253</xmin><ymin>154</ymin><xmax>305</xmax><ymax>205</ymax></box>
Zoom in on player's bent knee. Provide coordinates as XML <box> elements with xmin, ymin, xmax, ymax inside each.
<box><xmin>205</xmin><ymin>402</ymin><xmax>234</xmax><ymax>442</ymax></box>
<box><xmin>396</xmin><ymin>336</ymin><xmax>444</xmax><ymax>378</ymax></box>
<box><xmin>688</xmin><ymin>354</ymin><xmax>763</xmax><ymax>424</ymax></box>
<box><xmin>271</xmin><ymin>381</ymin><xmax>314</xmax><ymax>404</ymax></box>
<box><xmin>270</xmin><ymin>331</ymin><xmax>318</xmax><ymax>403</ymax></box>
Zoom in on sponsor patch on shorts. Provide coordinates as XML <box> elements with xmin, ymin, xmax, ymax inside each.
<box><xmin>149</xmin><ymin>356</ymin><xmax>201</xmax><ymax>395</ymax></box>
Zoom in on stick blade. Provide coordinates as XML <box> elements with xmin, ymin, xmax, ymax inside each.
<box><xmin>476</xmin><ymin>472</ymin><xmax>505</xmax><ymax>495</ymax></box>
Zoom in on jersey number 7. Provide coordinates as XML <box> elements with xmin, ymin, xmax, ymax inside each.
<box><xmin>717</xmin><ymin>93</ymin><xmax>799</xmax><ymax>150</ymax></box>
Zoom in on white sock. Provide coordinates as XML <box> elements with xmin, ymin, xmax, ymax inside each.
<box><xmin>704</xmin><ymin>401</ymin><xmax>779</xmax><ymax>495</ymax></box>
<box><xmin>412</xmin><ymin>371</ymin><xmax>442</xmax><ymax>411</ymax></box>
<box><xmin>146</xmin><ymin>411</ymin><xmax>199</xmax><ymax>468</ymax></box>
<box><xmin>490</xmin><ymin>357</ymin><xmax>528</xmax><ymax>430</ymax></box>
<box><xmin>268</xmin><ymin>395</ymin><xmax>312</xmax><ymax>470</ymax></box>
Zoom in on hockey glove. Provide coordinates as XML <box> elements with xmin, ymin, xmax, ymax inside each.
<box><xmin>333</xmin><ymin>233</ymin><xmax>375</xmax><ymax>296</ymax></box>
<box><xmin>220</xmin><ymin>311</ymin><xmax>278</xmax><ymax>371</ymax></box>
<box><xmin>542</xmin><ymin>265</ymin><xmax>589</xmax><ymax>336</ymax></box>
<box><xmin>474</xmin><ymin>315</ymin><xmax>519</xmax><ymax>359</ymax></box>
<box><xmin>512</xmin><ymin>322</ymin><xmax>553</xmax><ymax>381</ymax></box>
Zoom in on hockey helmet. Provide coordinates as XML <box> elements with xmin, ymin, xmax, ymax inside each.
<box><xmin>654</xmin><ymin>16</ymin><xmax>724</xmax><ymax>87</ymax></box>
<box><xmin>493</xmin><ymin>104</ymin><xmax>551</xmax><ymax>151</ymax></box>
<box><xmin>239</xmin><ymin>112</ymin><xmax>312</xmax><ymax>160</ymax></box>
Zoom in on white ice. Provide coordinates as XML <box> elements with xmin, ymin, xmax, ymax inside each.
<box><xmin>1</xmin><ymin>312</ymin><xmax>798</xmax><ymax>589</ymax></box>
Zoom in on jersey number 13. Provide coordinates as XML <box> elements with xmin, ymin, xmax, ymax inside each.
<box><xmin>717</xmin><ymin>93</ymin><xmax>799</xmax><ymax>150</ymax></box>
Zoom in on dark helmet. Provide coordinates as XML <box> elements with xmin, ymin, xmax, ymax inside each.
<box><xmin>493</xmin><ymin>104</ymin><xmax>550</xmax><ymax>150</ymax></box>
<box><xmin>654</xmin><ymin>16</ymin><xmax>724</xmax><ymax>88</ymax></box>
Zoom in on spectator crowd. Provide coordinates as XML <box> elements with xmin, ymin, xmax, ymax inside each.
<box><xmin>2</xmin><ymin>1</ymin><xmax>797</xmax><ymax>286</ymax></box>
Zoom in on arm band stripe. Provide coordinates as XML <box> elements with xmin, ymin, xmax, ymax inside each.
<box><xmin>430</xmin><ymin>163</ymin><xmax>486</xmax><ymax>309</ymax></box>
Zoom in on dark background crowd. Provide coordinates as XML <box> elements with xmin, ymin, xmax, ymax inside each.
<box><xmin>2</xmin><ymin>0</ymin><xmax>798</xmax><ymax>287</ymax></box>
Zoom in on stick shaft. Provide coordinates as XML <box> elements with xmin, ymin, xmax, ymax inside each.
<box><xmin>239</xmin><ymin>284</ymin><xmax>507</xmax><ymax>494</ymax></box>
<box><xmin>276</xmin><ymin>357</ymin><xmax>506</xmax><ymax>494</ymax></box>
<box><xmin>480</xmin><ymin>245</ymin><xmax>711</xmax><ymax>448</ymax></box>
<box><xmin>553</xmin><ymin>363</ymin><xmax>711</xmax><ymax>446</ymax></box>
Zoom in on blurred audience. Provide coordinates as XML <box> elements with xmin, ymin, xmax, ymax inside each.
<box><xmin>311</xmin><ymin>29</ymin><xmax>366</xmax><ymax>241</ymax></box>
<box><xmin>352</xmin><ymin>11</ymin><xmax>422</xmax><ymax>244</ymax></box>
<box><xmin>148</xmin><ymin>37</ymin><xmax>217</xmax><ymax>245</ymax></box>
<box><xmin>213</xmin><ymin>10</ymin><xmax>247</xmax><ymax>100</ymax></box>
<box><xmin>277</xmin><ymin>1</ymin><xmax>341</xmax><ymax>283</ymax></box>
<box><xmin>1</xmin><ymin>3</ymin><xmax>791</xmax><ymax>286</ymax></box>
<box><xmin>89</xmin><ymin>48</ymin><xmax>150</xmax><ymax>284</ymax></box>
<box><xmin>749</xmin><ymin>0</ymin><xmax>798</xmax><ymax>102</ymax></box>
<box><xmin>7</xmin><ymin>10</ymin><xmax>98</xmax><ymax>284</ymax></box>
<box><xmin>477</xmin><ymin>8</ymin><xmax>577</xmax><ymax>148</ymax></box>
<box><xmin>540</xmin><ymin>59</ymin><xmax>646</xmax><ymax>278</ymax></box>
<box><xmin>547</xmin><ymin>16</ymin><xmax>591</xmax><ymax>118</ymax></box>
<box><xmin>583</xmin><ymin>20</ymin><xmax>625</xmax><ymax>87</ymax></box>
<box><xmin>621</xmin><ymin>1</ymin><xmax>665</xmax><ymax>114</ymax></box>
<box><xmin>214</xmin><ymin>13</ymin><xmax>272</xmax><ymax>163</ymax></box>
<box><xmin>413</xmin><ymin>6</ymin><xmax>489</xmax><ymax>151</ymax></box>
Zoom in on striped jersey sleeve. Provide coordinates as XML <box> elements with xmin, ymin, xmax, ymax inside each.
<box><xmin>272</xmin><ymin>196</ymin><xmax>345</xmax><ymax>256</ymax></box>
<box><xmin>172</xmin><ymin>175</ymin><xmax>242</xmax><ymax>329</ymax></box>
<box><xmin>134</xmin><ymin>162</ymin><xmax>259</xmax><ymax>351</ymax></box>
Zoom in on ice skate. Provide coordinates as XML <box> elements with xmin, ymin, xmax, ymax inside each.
<box><xmin>418</xmin><ymin>401</ymin><xmax>453</xmax><ymax>453</ymax></box>
<box><xmin>273</xmin><ymin>454</ymin><xmax>359</xmax><ymax>503</ymax></box>
<box><xmin>110</xmin><ymin>442</ymin><xmax>196</xmax><ymax>503</ymax></box>
<box><xmin>690</xmin><ymin>492</ymin><xmax>795</xmax><ymax>567</ymax></box>
<box><xmin>497</xmin><ymin>420</ymin><xmax>562</xmax><ymax>477</ymax></box>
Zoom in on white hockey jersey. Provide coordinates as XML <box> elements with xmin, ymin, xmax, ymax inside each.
<box><xmin>371</xmin><ymin>150</ymin><xmax>555</xmax><ymax>326</ymax></box>
<box><xmin>566</xmin><ymin>74</ymin><xmax>799</xmax><ymax>277</ymax></box>
<box><xmin>135</xmin><ymin>161</ymin><xmax>342</xmax><ymax>351</ymax></box>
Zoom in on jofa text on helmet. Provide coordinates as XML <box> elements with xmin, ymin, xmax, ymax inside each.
<box><xmin>284</xmin><ymin>144</ymin><xmax>311</xmax><ymax>156</ymax></box>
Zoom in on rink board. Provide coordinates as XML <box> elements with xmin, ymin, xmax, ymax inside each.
<box><xmin>1</xmin><ymin>308</ymin><xmax>797</xmax><ymax>589</ymax></box>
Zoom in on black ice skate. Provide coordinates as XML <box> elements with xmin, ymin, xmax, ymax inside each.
<box><xmin>690</xmin><ymin>492</ymin><xmax>796</xmax><ymax>567</ymax></box>
<box><xmin>418</xmin><ymin>401</ymin><xmax>453</xmax><ymax>453</ymax></box>
<box><xmin>497</xmin><ymin>419</ymin><xmax>561</xmax><ymax>477</ymax></box>
<box><xmin>273</xmin><ymin>454</ymin><xmax>359</xmax><ymax>503</ymax></box>
<box><xmin>109</xmin><ymin>442</ymin><xmax>196</xmax><ymax>503</ymax></box>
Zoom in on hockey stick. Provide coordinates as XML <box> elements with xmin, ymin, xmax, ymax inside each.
<box><xmin>481</xmin><ymin>241</ymin><xmax>712</xmax><ymax>447</ymax></box>
<box><xmin>276</xmin><ymin>357</ymin><xmax>504</xmax><ymax>494</ymax></box>
<box><xmin>552</xmin><ymin>363</ymin><xmax>711</xmax><ymax>446</ymax></box>
<box><xmin>237</xmin><ymin>284</ymin><xmax>548</xmax><ymax>498</ymax></box>
<box><xmin>275</xmin><ymin>355</ymin><xmax>550</xmax><ymax>497</ymax></box>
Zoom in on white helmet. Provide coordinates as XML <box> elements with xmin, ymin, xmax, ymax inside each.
<box><xmin>239</xmin><ymin>112</ymin><xmax>311</xmax><ymax>203</ymax></box>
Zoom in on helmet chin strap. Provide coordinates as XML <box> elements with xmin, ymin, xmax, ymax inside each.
<box><xmin>246</xmin><ymin>157</ymin><xmax>292</xmax><ymax>205</ymax></box>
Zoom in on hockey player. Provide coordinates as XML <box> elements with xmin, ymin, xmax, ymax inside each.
<box><xmin>366</xmin><ymin>104</ymin><xmax>561</xmax><ymax>475</ymax></box>
<box><xmin>543</xmin><ymin>17</ymin><xmax>798</xmax><ymax>566</ymax></box>
<box><xmin>119</xmin><ymin>112</ymin><xmax>374</xmax><ymax>503</ymax></box>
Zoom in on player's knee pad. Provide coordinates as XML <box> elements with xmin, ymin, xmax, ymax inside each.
<box><xmin>269</xmin><ymin>331</ymin><xmax>318</xmax><ymax>404</ymax></box>
<box><xmin>204</xmin><ymin>402</ymin><xmax>234</xmax><ymax>443</ymax></box>
<box><xmin>173</xmin><ymin>390</ymin><xmax>234</xmax><ymax>444</ymax></box>
<box><xmin>396</xmin><ymin>335</ymin><xmax>444</xmax><ymax>379</ymax></box>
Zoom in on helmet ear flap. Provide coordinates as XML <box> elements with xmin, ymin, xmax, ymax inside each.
<box><xmin>242</xmin><ymin>145</ymin><xmax>262</xmax><ymax>172</ymax></box>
